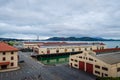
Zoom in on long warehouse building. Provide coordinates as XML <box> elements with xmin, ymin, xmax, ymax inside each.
<box><xmin>22</xmin><ymin>42</ymin><xmax>106</xmax><ymax>55</ymax></box>
<box><xmin>69</xmin><ymin>48</ymin><xmax>120</xmax><ymax>77</ymax></box>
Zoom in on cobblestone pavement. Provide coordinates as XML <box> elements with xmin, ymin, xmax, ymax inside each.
<box><xmin>0</xmin><ymin>52</ymin><xmax>96</xmax><ymax>80</ymax></box>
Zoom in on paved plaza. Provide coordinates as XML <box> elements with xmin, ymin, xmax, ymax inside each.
<box><xmin>0</xmin><ymin>52</ymin><xmax>96</xmax><ymax>80</ymax></box>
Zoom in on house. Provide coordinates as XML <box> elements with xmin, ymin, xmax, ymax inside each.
<box><xmin>0</xmin><ymin>42</ymin><xmax>19</xmax><ymax>71</ymax></box>
<box><xmin>69</xmin><ymin>48</ymin><xmax>120</xmax><ymax>77</ymax></box>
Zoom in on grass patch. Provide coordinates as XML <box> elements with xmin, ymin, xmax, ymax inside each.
<box><xmin>96</xmin><ymin>77</ymin><xmax>120</xmax><ymax>80</ymax></box>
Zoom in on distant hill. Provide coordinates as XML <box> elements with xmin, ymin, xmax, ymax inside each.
<box><xmin>0</xmin><ymin>37</ymin><xmax>119</xmax><ymax>41</ymax></box>
<box><xmin>0</xmin><ymin>38</ymin><xmax>24</xmax><ymax>41</ymax></box>
<box><xmin>45</xmin><ymin>37</ymin><xmax>120</xmax><ymax>41</ymax></box>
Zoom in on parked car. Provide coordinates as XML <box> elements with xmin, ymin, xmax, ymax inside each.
<box><xmin>19</xmin><ymin>60</ymin><xmax>25</xmax><ymax>63</ymax></box>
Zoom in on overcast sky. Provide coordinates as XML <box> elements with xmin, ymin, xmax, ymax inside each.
<box><xmin>0</xmin><ymin>0</ymin><xmax>120</xmax><ymax>39</ymax></box>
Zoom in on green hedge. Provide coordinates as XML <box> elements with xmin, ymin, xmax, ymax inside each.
<box><xmin>96</xmin><ymin>77</ymin><xmax>120</xmax><ymax>80</ymax></box>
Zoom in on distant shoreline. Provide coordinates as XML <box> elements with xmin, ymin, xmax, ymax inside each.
<box><xmin>0</xmin><ymin>37</ymin><xmax>120</xmax><ymax>41</ymax></box>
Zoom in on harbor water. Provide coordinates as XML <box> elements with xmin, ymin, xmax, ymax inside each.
<box><xmin>37</xmin><ymin>55</ymin><xmax>69</xmax><ymax>65</ymax></box>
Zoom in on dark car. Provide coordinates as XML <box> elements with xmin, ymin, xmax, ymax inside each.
<box><xmin>19</xmin><ymin>60</ymin><xmax>25</xmax><ymax>63</ymax></box>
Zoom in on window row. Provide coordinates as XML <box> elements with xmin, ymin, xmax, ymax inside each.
<box><xmin>46</xmin><ymin>48</ymin><xmax>80</xmax><ymax>54</ymax></box>
<box><xmin>2</xmin><ymin>56</ymin><xmax>14</xmax><ymax>61</ymax></box>
<box><xmin>95</xmin><ymin>70</ymin><xmax>108</xmax><ymax>76</ymax></box>
<box><xmin>95</xmin><ymin>65</ymin><xmax>108</xmax><ymax>71</ymax></box>
<box><xmin>79</xmin><ymin>56</ymin><xmax>95</xmax><ymax>61</ymax></box>
<box><xmin>97</xmin><ymin>47</ymin><xmax>104</xmax><ymax>50</ymax></box>
<box><xmin>47</xmin><ymin>48</ymin><xmax>93</xmax><ymax>51</ymax></box>
<box><xmin>117</xmin><ymin>68</ymin><xmax>120</xmax><ymax>72</ymax></box>
<box><xmin>2</xmin><ymin>52</ymin><xmax>14</xmax><ymax>55</ymax></box>
<box><xmin>47</xmin><ymin>47</ymin><xmax>81</xmax><ymax>50</ymax></box>
<box><xmin>71</xmin><ymin>59</ymin><xmax>78</xmax><ymax>62</ymax></box>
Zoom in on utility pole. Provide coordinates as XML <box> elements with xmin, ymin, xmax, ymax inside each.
<box><xmin>37</xmin><ymin>35</ymin><xmax>39</xmax><ymax>41</ymax></box>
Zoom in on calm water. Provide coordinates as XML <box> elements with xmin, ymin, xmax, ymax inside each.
<box><xmin>38</xmin><ymin>41</ymin><xmax>120</xmax><ymax>65</ymax></box>
<box><xmin>37</xmin><ymin>55</ymin><xmax>69</xmax><ymax>65</ymax></box>
<box><xmin>100</xmin><ymin>41</ymin><xmax>120</xmax><ymax>48</ymax></box>
<box><xmin>72</xmin><ymin>41</ymin><xmax>120</xmax><ymax>48</ymax></box>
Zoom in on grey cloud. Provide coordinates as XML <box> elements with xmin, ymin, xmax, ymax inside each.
<box><xmin>0</xmin><ymin>0</ymin><xmax>120</xmax><ymax>39</ymax></box>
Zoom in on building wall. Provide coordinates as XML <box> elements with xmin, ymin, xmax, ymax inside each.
<box><xmin>0</xmin><ymin>51</ymin><xmax>18</xmax><ymax>70</ymax></box>
<box><xmin>69</xmin><ymin>51</ymin><xmax>120</xmax><ymax>77</ymax></box>
<box><xmin>110</xmin><ymin>63</ymin><xmax>120</xmax><ymax>77</ymax></box>
<box><xmin>34</xmin><ymin>45</ymin><xmax>106</xmax><ymax>55</ymax></box>
<box><xmin>23</xmin><ymin>44</ymin><xmax>38</xmax><ymax>49</ymax></box>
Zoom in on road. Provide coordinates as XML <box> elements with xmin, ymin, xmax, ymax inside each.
<box><xmin>0</xmin><ymin>52</ymin><xmax>96</xmax><ymax>80</ymax></box>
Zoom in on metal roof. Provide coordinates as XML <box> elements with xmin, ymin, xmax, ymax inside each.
<box><xmin>92</xmin><ymin>52</ymin><xmax>120</xmax><ymax>64</ymax></box>
<box><xmin>24</xmin><ymin>42</ymin><xmax>105</xmax><ymax>47</ymax></box>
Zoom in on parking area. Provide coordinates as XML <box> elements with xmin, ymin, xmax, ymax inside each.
<box><xmin>0</xmin><ymin>52</ymin><xmax>96</xmax><ymax>80</ymax></box>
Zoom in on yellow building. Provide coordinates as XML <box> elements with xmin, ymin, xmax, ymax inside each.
<box><xmin>22</xmin><ymin>42</ymin><xmax>44</xmax><ymax>49</ymax></box>
<box><xmin>33</xmin><ymin>42</ymin><xmax>106</xmax><ymax>55</ymax></box>
<box><xmin>69</xmin><ymin>48</ymin><xmax>120</xmax><ymax>77</ymax></box>
<box><xmin>0</xmin><ymin>42</ymin><xmax>19</xmax><ymax>71</ymax></box>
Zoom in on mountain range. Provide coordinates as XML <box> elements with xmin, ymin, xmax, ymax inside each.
<box><xmin>0</xmin><ymin>38</ymin><xmax>24</xmax><ymax>41</ymax></box>
<box><xmin>0</xmin><ymin>37</ymin><xmax>120</xmax><ymax>41</ymax></box>
<box><xmin>45</xmin><ymin>37</ymin><xmax>119</xmax><ymax>41</ymax></box>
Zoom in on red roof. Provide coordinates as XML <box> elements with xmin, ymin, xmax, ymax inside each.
<box><xmin>93</xmin><ymin>48</ymin><xmax>120</xmax><ymax>53</ymax></box>
<box><xmin>24</xmin><ymin>42</ymin><xmax>105</xmax><ymax>46</ymax></box>
<box><xmin>0</xmin><ymin>42</ymin><xmax>19</xmax><ymax>52</ymax></box>
<box><xmin>24</xmin><ymin>42</ymin><xmax>44</xmax><ymax>44</ymax></box>
<box><xmin>42</xmin><ymin>42</ymin><xmax>105</xmax><ymax>46</ymax></box>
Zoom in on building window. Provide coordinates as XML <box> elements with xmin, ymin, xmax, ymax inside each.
<box><xmin>105</xmin><ymin>74</ymin><xmax>108</xmax><ymax>76</ymax></box>
<box><xmin>95</xmin><ymin>70</ymin><xmax>100</xmax><ymax>74</ymax></box>
<box><xmin>83</xmin><ymin>57</ymin><xmax>85</xmax><ymax>59</ymax></box>
<box><xmin>89</xmin><ymin>58</ymin><xmax>93</xmax><ymax>61</ymax></box>
<box><xmin>3</xmin><ymin>52</ymin><xmax>6</xmax><ymax>55</ymax></box>
<box><xmin>3</xmin><ymin>57</ymin><xmax>6</xmax><ymax>61</ymax></box>
<box><xmin>56</xmin><ymin>50</ymin><xmax>59</xmax><ymax>53</ymax></box>
<box><xmin>74</xmin><ymin>64</ymin><xmax>78</xmax><ymax>67</ymax></box>
<box><xmin>72</xmin><ymin>49</ymin><xmax>74</xmax><ymax>52</ymax></box>
<box><xmin>11</xmin><ymin>56</ymin><xmax>14</xmax><ymax>60</ymax></box>
<box><xmin>85</xmin><ymin>48</ymin><xmax>87</xmax><ymax>51</ymax></box>
<box><xmin>102</xmin><ymin>67</ymin><xmax>108</xmax><ymax>71</ymax></box>
<box><xmin>75</xmin><ymin>60</ymin><xmax>78</xmax><ymax>62</ymax></box>
<box><xmin>117</xmin><ymin>68</ymin><xmax>120</xmax><ymax>72</ymax></box>
<box><xmin>11</xmin><ymin>51</ymin><xmax>14</xmax><ymax>54</ymax></box>
<box><xmin>47</xmin><ymin>50</ymin><xmax>50</xmax><ymax>54</ymax></box>
<box><xmin>65</xmin><ymin>49</ymin><xmax>67</xmax><ymax>52</ymax></box>
<box><xmin>95</xmin><ymin>65</ymin><xmax>100</xmax><ymax>69</ymax></box>
<box><xmin>11</xmin><ymin>63</ymin><xmax>14</xmax><ymax>66</ymax></box>
<box><xmin>90</xmin><ymin>48</ymin><xmax>92</xmax><ymax>50</ymax></box>
<box><xmin>71</xmin><ymin>59</ymin><xmax>73</xmax><ymax>61</ymax></box>
<box><xmin>79</xmin><ymin>56</ymin><xmax>82</xmax><ymax>58</ymax></box>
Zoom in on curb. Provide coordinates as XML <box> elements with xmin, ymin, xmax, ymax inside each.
<box><xmin>0</xmin><ymin>67</ymin><xmax>20</xmax><ymax>72</ymax></box>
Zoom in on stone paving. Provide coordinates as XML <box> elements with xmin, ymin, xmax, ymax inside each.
<box><xmin>0</xmin><ymin>52</ymin><xmax>96</xmax><ymax>80</ymax></box>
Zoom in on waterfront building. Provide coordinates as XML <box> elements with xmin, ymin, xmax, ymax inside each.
<box><xmin>22</xmin><ymin>42</ymin><xmax>44</xmax><ymax>49</ymax></box>
<box><xmin>33</xmin><ymin>42</ymin><xmax>106</xmax><ymax>55</ymax></box>
<box><xmin>69</xmin><ymin>48</ymin><xmax>120</xmax><ymax>77</ymax></box>
<box><xmin>21</xmin><ymin>42</ymin><xmax>106</xmax><ymax>55</ymax></box>
<box><xmin>0</xmin><ymin>42</ymin><xmax>19</xmax><ymax>71</ymax></box>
